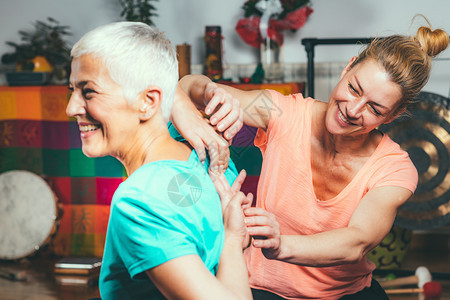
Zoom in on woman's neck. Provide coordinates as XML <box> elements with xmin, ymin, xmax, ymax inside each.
<box><xmin>118</xmin><ymin>125</ymin><xmax>190</xmax><ymax>176</ymax></box>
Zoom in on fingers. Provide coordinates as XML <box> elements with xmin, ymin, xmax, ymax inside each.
<box><xmin>203</xmin><ymin>84</ymin><xmax>243</xmax><ymax>142</ymax></box>
<box><xmin>231</xmin><ymin>169</ymin><xmax>247</xmax><ymax>194</ymax></box>
<box><xmin>228</xmin><ymin>191</ymin><xmax>247</xmax><ymax>209</ymax></box>
<box><xmin>244</xmin><ymin>207</ymin><xmax>273</xmax><ymax>219</ymax></box>
<box><xmin>252</xmin><ymin>238</ymin><xmax>279</xmax><ymax>249</ymax></box>
<box><xmin>222</xmin><ymin>107</ymin><xmax>244</xmax><ymax>141</ymax></box>
<box><xmin>244</xmin><ymin>207</ymin><xmax>279</xmax><ymax>239</ymax></box>
<box><xmin>243</xmin><ymin>193</ymin><xmax>254</xmax><ymax>209</ymax></box>
<box><xmin>189</xmin><ymin>135</ymin><xmax>207</xmax><ymax>164</ymax></box>
<box><xmin>204</xmin><ymin>83</ymin><xmax>225</xmax><ymax>116</ymax></box>
<box><xmin>209</xmin><ymin>170</ymin><xmax>232</xmax><ymax>209</ymax></box>
<box><xmin>211</xmin><ymin>98</ymin><xmax>243</xmax><ymax>138</ymax></box>
<box><xmin>247</xmin><ymin>224</ymin><xmax>275</xmax><ymax>237</ymax></box>
<box><xmin>206</xmin><ymin>136</ymin><xmax>229</xmax><ymax>172</ymax></box>
<box><xmin>222</xmin><ymin>190</ymin><xmax>250</xmax><ymax>246</ymax></box>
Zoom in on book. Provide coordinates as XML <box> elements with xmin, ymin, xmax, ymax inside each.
<box><xmin>54</xmin><ymin>273</ymin><xmax>99</xmax><ymax>286</ymax></box>
<box><xmin>54</xmin><ymin>257</ymin><xmax>102</xmax><ymax>275</ymax></box>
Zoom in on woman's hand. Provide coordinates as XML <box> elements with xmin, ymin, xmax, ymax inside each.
<box><xmin>209</xmin><ymin>170</ymin><xmax>252</xmax><ymax>249</ymax></box>
<box><xmin>172</xmin><ymin>86</ymin><xmax>231</xmax><ymax>171</ymax></box>
<box><xmin>244</xmin><ymin>207</ymin><xmax>281</xmax><ymax>259</ymax></box>
<box><xmin>203</xmin><ymin>82</ymin><xmax>244</xmax><ymax>143</ymax></box>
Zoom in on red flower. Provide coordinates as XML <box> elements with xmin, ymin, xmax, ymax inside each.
<box><xmin>235</xmin><ymin>5</ymin><xmax>313</xmax><ymax>48</ymax></box>
<box><xmin>271</xmin><ymin>5</ymin><xmax>313</xmax><ymax>31</ymax></box>
<box><xmin>235</xmin><ymin>16</ymin><xmax>261</xmax><ymax>48</ymax></box>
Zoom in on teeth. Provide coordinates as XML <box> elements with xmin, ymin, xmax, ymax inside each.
<box><xmin>338</xmin><ymin>109</ymin><xmax>350</xmax><ymax>124</ymax></box>
<box><xmin>79</xmin><ymin>124</ymin><xmax>100</xmax><ymax>132</ymax></box>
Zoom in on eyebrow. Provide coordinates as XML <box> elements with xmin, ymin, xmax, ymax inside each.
<box><xmin>76</xmin><ymin>80</ymin><xmax>90</xmax><ymax>88</ymax></box>
<box><xmin>354</xmin><ymin>76</ymin><xmax>389</xmax><ymax>110</ymax></box>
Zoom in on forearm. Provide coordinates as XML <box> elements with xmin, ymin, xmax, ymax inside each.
<box><xmin>178</xmin><ymin>74</ymin><xmax>213</xmax><ymax>110</ymax></box>
<box><xmin>170</xmin><ymin>85</ymin><xmax>203</xmax><ymax>122</ymax></box>
<box><xmin>216</xmin><ymin>236</ymin><xmax>252</xmax><ymax>300</ymax></box>
<box><xmin>276</xmin><ymin>228</ymin><xmax>372</xmax><ymax>267</ymax></box>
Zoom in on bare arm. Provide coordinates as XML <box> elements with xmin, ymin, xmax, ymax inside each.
<box><xmin>171</xmin><ymin>74</ymin><xmax>275</xmax><ymax>172</ymax></box>
<box><xmin>146</xmin><ymin>171</ymin><xmax>252</xmax><ymax>300</ymax></box>
<box><xmin>245</xmin><ymin>186</ymin><xmax>412</xmax><ymax>266</ymax></box>
<box><xmin>178</xmin><ymin>74</ymin><xmax>274</xmax><ymax>131</ymax></box>
<box><xmin>146</xmin><ymin>251</ymin><xmax>249</xmax><ymax>300</ymax></box>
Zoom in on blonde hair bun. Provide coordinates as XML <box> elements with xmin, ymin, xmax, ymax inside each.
<box><xmin>416</xmin><ymin>26</ymin><xmax>449</xmax><ymax>57</ymax></box>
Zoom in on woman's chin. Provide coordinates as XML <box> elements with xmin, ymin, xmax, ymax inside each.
<box><xmin>81</xmin><ymin>147</ymin><xmax>102</xmax><ymax>158</ymax></box>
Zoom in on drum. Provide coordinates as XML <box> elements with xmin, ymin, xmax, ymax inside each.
<box><xmin>0</xmin><ymin>170</ymin><xmax>59</xmax><ymax>260</ymax></box>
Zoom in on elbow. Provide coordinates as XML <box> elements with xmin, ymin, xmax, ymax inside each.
<box><xmin>339</xmin><ymin>239</ymin><xmax>373</xmax><ymax>265</ymax></box>
<box><xmin>348</xmin><ymin>242</ymin><xmax>375</xmax><ymax>264</ymax></box>
<box><xmin>348</xmin><ymin>251</ymin><xmax>365</xmax><ymax>264</ymax></box>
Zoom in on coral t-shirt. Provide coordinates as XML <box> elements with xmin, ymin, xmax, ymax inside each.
<box><xmin>245</xmin><ymin>90</ymin><xmax>418</xmax><ymax>299</ymax></box>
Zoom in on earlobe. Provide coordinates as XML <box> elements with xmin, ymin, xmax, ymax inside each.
<box><xmin>139</xmin><ymin>86</ymin><xmax>162</xmax><ymax>121</ymax></box>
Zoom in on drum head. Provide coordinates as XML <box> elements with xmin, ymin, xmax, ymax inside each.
<box><xmin>0</xmin><ymin>170</ymin><xmax>57</xmax><ymax>260</ymax></box>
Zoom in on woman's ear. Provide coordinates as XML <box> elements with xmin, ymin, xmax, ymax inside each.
<box><xmin>340</xmin><ymin>56</ymin><xmax>358</xmax><ymax>79</ymax></box>
<box><xmin>139</xmin><ymin>86</ymin><xmax>162</xmax><ymax>121</ymax></box>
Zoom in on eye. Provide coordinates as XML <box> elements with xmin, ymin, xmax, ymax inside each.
<box><xmin>348</xmin><ymin>83</ymin><xmax>360</xmax><ymax>96</ymax></box>
<box><xmin>68</xmin><ymin>86</ymin><xmax>74</xmax><ymax>92</ymax></box>
<box><xmin>369</xmin><ymin>104</ymin><xmax>382</xmax><ymax>116</ymax></box>
<box><xmin>82</xmin><ymin>88</ymin><xmax>96</xmax><ymax>99</ymax></box>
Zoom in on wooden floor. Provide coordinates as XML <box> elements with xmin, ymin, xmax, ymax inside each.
<box><xmin>0</xmin><ymin>249</ymin><xmax>448</xmax><ymax>299</ymax></box>
<box><xmin>0</xmin><ymin>255</ymin><xmax>100</xmax><ymax>300</ymax></box>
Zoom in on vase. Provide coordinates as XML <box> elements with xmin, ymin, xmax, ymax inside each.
<box><xmin>260</xmin><ymin>38</ymin><xmax>283</xmax><ymax>83</ymax></box>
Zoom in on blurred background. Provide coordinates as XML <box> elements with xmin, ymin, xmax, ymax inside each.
<box><xmin>0</xmin><ymin>1</ymin><xmax>449</xmax><ymax>299</ymax></box>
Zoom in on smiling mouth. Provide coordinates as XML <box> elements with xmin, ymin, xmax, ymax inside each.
<box><xmin>79</xmin><ymin>124</ymin><xmax>101</xmax><ymax>132</ymax></box>
<box><xmin>338</xmin><ymin>107</ymin><xmax>356</xmax><ymax>126</ymax></box>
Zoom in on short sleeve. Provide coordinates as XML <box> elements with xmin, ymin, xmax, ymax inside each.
<box><xmin>255</xmin><ymin>90</ymin><xmax>311</xmax><ymax>151</ymax></box>
<box><xmin>110</xmin><ymin>191</ymin><xmax>198</xmax><ymax>279</ymax></box>
<box><xmin>369</xmin><ymin>143</ymin><xmax>419</xmax><ymax>194</ymax></box>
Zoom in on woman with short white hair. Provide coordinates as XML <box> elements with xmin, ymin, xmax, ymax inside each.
<box><xmin>67</xmin><ymin>21</ymin><xmax>252</xmax><ymax>300</ymax></box>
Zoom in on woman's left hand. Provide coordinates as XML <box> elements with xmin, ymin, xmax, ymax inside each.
<box><xmin>209</xmin><ymin>169</ymin><xmax>253</xmax><ymax>249</ymax></box>
<box><xmin>244</xmin><ymin>207</ymin><xmax>281</xmax><ymax>259</ymax></box>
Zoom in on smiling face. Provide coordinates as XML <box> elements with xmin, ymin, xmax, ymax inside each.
<box><xmin>66</xmin><ymin>54</ymin><xmax>141</xmax><ymax>158</ymax></box>
<box><xmin>325</xmin><ymin>58</ymin><xmax>403</xmax><ymax>137</ymax></box>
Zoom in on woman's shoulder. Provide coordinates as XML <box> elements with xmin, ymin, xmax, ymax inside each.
<box><xmin>370</xmin><ymin>133</ymin><xmax>417</xmax><ymax>172</ymax></box>
<box><xmin>266</xmin><ymin>90</ymin><xmax>319</xmax><ymax>120</ymax></box>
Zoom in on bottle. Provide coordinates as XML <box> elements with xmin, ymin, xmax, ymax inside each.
<box><xmin>204</xmin><ymin>26</ymin><xmax>223</xmax><ymax>81</ymax></box>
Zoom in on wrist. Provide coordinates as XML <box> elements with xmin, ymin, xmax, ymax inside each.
<box><xmin>224</xmin><ymin>233</ymin><xmax>245</xmax><ymax>249</ymax></box>
<box><xmin>274</xmin><ymin>235</ymin><xmax>289</xmax><ymax>261</ymax></box>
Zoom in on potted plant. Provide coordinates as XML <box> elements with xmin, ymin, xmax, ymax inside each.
<box><xmin>119</xmin><ymin>0</ymin><xmax>158</xmax><ymax>26</ymax></box>
<box><xmin>1</xmin><ymin>17</ymin><xmax>72</xmax><ymax>85</ymax></box>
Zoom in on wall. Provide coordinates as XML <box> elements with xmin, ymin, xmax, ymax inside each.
<box><xmin>0</xmin><ymin>0</ymin><xmax>449</xmax><ymax>96</ymax></box>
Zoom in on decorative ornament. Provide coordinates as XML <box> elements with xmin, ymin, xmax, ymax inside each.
<box><xmin>235</xmin><ymin>0</ymin><xmax>313</xmax><ymax>82</ymax></box>
<box><xmin>235</xmin><ymin>0</ymin><xmax>313</xmax><ymax>48</ymax></box>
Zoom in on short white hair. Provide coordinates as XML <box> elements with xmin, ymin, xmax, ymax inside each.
<box><xmin>71</xmin><ymin>22</ymin><xmax>178</xmax><ymax>122</ymax></box>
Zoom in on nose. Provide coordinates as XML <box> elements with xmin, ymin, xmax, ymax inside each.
<box><xmin>346</xmin><ymin>98</ymin><xmax>365</xmax><ymax>119</ymax></box>
<box><xmin>66</xmin><ymin>91</ymin><xmax>85</xmax><ymax>118</ymax></box>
